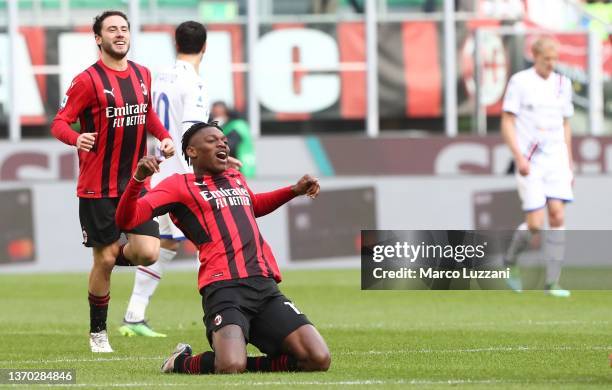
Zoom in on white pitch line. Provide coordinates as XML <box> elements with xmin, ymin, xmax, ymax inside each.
<box><xmin>0</xmin><ymin>356</ymin><xmax>164</xmax><ymax>364</ymax></box>
<box><xmin>0</xmin><ymin>378</ymin><xmax>598</xmax><ymax>388</ymax></box>
<box><xmin>1</xmin><ymin>320</ymin><xmax>608</xmax><ymax>337</ymax></box>
<box><xmin>1</xmin><ymin>345</ymin><xmax>609</xmax><ymax>365</ymax></box>
<box><xmin>336</xmin><ymin>345</ymin><xmax>612</xmax><ymax>355</ymax></box>
<box><xmin>319</xmin><ymin>319</ymin><xmax>612</xmax><ymax>330</ymax></box>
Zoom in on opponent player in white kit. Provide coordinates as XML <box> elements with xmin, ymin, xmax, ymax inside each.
<box><xmin>119</xmin><ymin>21</ymin><xmax>215</xmax><ymax>336</ymax></box>
<box><xmin>501</xmin><ymin>36</ymin><xmax>573</xmax><ymax>298</ymax></box>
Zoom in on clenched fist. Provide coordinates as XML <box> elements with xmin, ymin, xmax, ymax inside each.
<box><xmin>134</xmin><ymin>156</ymin><xmax>162</xmax><ymax>181</ymax></box>
<box><xmin>76</xmin><ymin>132</ymin><xmax>97</xmax><ymax>152</ymax></box>
<box><xmin>291</xmin><ymin>175</ymin><xmax>320</xmax><ymax>199</ymax></box>
<box><xmin>159</xmin><ymin>138</ymin><xmax>175</xmax><ymax>158</ymax></box>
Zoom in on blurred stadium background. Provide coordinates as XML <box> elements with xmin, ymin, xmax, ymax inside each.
<box><xmin>0</xmin><ymin>1</ymin><xmax>611</xmax><ymax>387</ymax></box>
<box><xmin>0</xmin><ymin>0</ymin><xmax>610</xmax><ymax>271</ymax></box>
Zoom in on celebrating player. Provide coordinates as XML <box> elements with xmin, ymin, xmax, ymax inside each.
<box><xmin>501</xmin><ymin>36</ymin><xmax>574</xmax><ymax>297</ymax></box>
<box><xmin>119</xmin><ymin>21</ymin><xmax>219</xmax><ymax>338</ymax></box>
<box><xmin>116</xmin><ymin>122</ymin><xmax>331</xmax><ymax>374</ymax></box>
<box><xmin>51</xmin><ymin>10</ymin><xmax>175</xmax><ymax>352</ymax></box>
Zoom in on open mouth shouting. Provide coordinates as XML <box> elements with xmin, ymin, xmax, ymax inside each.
<box><xmin>215</xmin><ymin>150</ymin><xmax>228</xmax><ymax>163</ymax></box>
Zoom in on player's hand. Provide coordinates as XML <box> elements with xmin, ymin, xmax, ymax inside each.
<box><xmin>160</xmin><ymin>138</ymin><xmax>175</xmax><ymax>158</ymax></box>
<box><xmin>516</xmin><ymin>156</ymin><xmax>530</xmax><ymax>176</ymax></box>
<box><xmin>228</xmin><ymin>156</ymin><xmax>243</xmax><ymax>170</ymax></box>
<box><xmin>76</xmin><ymin>132</ymin><xmax>97</xmax><ymax>152</ymax></box>
<box><xmin>292</xmin><ymin>175</ymin><xmax>320</xmax><ymax>199</ymax></box>
<box><xmin>134</xmin><ymin>156</ymin><xmax>161</xmax><ymax>181</ymax></box>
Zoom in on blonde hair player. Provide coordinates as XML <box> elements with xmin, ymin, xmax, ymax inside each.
<box><xmin>501</xmin><ymin>36</ymin><xmax>574</xmax><ymax>297</ymax></box>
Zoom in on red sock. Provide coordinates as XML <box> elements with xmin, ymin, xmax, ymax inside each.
<box><xmin>174</xmin><ymin>352</ymin><xmax>214</xmax><ymax>374</ymax></box>
<box><xmin>88</xmin><ymin>292</ymin><xmax>110</xmax><ymax>333</ymax></box>
<box><xmin>246</xmin><ymin>355</ymin><xmax>298</xmax><ymax>372</ymax></box>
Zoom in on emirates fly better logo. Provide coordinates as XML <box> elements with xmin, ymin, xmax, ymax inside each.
<box><xmin>105</xmin><ymin>103</ymin><xmax>148</xmax><ymax>128</ymax></box>
<box><xmin>199</xmin><ymin>187</ymin><xmax>251</xmax><ymax>210</ymax></box>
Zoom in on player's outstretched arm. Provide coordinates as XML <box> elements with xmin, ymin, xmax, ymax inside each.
<box><xmin>116</xmin><ymin>156</ymin><xmax>161</xmax><ymax>230</ymax></box>
<box><xmin>249</xmin><ymin>174</ymin><xmax>320</xmax><ymax>217</ymax></box>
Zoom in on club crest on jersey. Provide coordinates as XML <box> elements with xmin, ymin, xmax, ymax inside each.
<box><xmin>214</xmin><ymin>314</ymin><xmax>223</xmax><ymax>326</ymax></box>
<box><xmin>140</xmin><ymin>80</ymin><xmax>148</xmax><ymax>96</ymax></box>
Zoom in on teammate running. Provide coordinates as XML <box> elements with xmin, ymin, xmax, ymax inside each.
<box><xmin>51</xmin><ymin>10</ymin><xmax>175</xmax><ymax>352</ymax></box>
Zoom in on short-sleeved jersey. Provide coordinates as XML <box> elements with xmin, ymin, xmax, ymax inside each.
<box><xmin>51</xmin><ymin>60</ymin><xmax>170</xmax><ymax>198</ymax></box>
<box><xmin>502</xmin><ymin>67</ymin><xmax>573</xmax><ymax>156</ymax></box>
<box><xmin>151</xmin><ymin>60</ymin><xmax>210</xmax><ymax>187</ymax></box>
<box><xmin>116</xmin><ymin>168</ymin><xmax>296</xmax><ymax>290</ymax></box>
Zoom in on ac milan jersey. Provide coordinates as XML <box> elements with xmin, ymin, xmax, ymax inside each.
<box><xmin>116</xmin><ymin>169</ymin><xmax>296</xmax><ymax>290</ymax></box>
<box><xmin>151</xmin><ymin>60</ymin><xmax>210</xmax><ymax>187</ymax></box>
<box><xmin>51</xmin><ymin>60</ymin><xmax>170</xmax><ymax>198</ymax></box>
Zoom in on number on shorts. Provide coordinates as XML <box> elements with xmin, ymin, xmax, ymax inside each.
<box><xmin>284</xmin><ymin>301</ymin><xmax>301</xmax><ymax>315</ymax></box>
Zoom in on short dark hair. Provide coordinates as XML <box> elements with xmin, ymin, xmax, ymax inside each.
<box><xmin>93</xmin><ymin>10</ymin><xmax>130</xmax><ymax>36</ymax></box>
<box><xmin>175</xmin><ymin>21</ymin><xmax>207</xmax><ymax>54</ymax></box>
<box><xmin>181</xmin><ymin>121</ymin><xmax>223</xmax><ymax>165</ymax></box>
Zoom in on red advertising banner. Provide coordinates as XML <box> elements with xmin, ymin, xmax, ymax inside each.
<box><xmin>1</xmin><ymin>20</ymin><xmax>609</xmax><ymax>134</ymax></box>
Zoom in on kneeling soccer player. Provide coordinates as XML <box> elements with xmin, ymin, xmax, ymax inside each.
<box><xmin>116</xmin><ymin>122</ymin><xmax>331</xmax><ymax>374</ymax></box>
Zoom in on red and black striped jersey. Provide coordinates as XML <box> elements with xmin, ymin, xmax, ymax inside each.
<box><xmin>115</xmin><ymin>168</ymin><xmax>296</xmax><ymax>290</ymax></box>
<box><xmin>51</xmin><ymin>60</ymin><xmax>170</xmax><ymax>198</ymax></box>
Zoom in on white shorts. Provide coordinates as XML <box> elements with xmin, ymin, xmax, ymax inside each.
<box><xmin>516</xmin><ymin>151</ymin><xmax>573</xmax><ymax>211</ymax></box>
<box><xmin>156</xmin><ymin>213</ymin><xmax>186</xmax><ymax>241</ymax></box>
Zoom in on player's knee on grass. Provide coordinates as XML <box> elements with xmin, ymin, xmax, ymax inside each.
<box><xmin>215</xmin><ymin>354</ymin><xmax>247</xmax><ymax>374</ymax></box>
<box><xmin>304</xmin><ymin>346</ymin><xmax>331</xmax><ymax>372</ymax></box>
<box><xmin>212</xmin><ymin>324</ymin><xmax>247</xmax><ymax>374</ymax></box>
<box><xmin>284</xmin><ymin>325</ymin><xmax>331</xmax><ymax>371</ymax></box>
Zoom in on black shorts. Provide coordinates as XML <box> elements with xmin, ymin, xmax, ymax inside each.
<box><xmin>201</xmin><ymin>276</ymin><xmax>312</xmax><ymax>357</ymax></box>
<box><xmin>79</xmin><ymin>197</ymin><xmax>159</xmax><ymax>248</ymax></box>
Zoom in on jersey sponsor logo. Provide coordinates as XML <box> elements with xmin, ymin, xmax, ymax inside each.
<box><xmin>200</xmin><ymin>187</ymin><xmax>251</xmax><ymax>210</ymax></box>
<box><xmin>106</xmin><ymin>103</ymin><xmax>149</xmax><ymax>128</ymax></box>
<box><xmin>214</xmin><ymin>314</ymin><xmax>223</xmax><ymax>326</ymax></box>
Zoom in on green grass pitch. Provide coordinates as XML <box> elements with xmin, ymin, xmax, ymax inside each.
<box><xmin>0</xmin><ymin>269</ymin><xmax>610</xmax><ymax>389</ymax></box>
